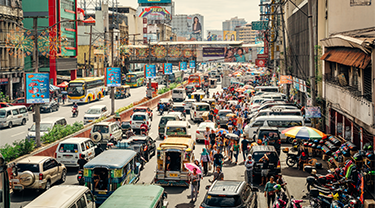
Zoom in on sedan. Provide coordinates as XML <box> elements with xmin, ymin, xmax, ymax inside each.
<box><xmin>40</xmin><ymin>100</ymin><xmax>59</xmax><ymax>113</ymax></box>
<box><xmin>195</xmin><ymin>122</ymin><xmax>216</xmax><ymax>143</ymax></box>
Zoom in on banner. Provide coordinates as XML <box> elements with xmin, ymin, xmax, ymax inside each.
<box><xmin>279</xmin><ymin>75</ymin><xmax>293</xmax><ymax>84</ymax></box>
<box><xmin>255</xmin><ymin>59</ymin><xmax>266</xmax><ymax>67</ymax></box>
<box><xmin>189</xmin><ymin>61</ymin><xmax>196</xmax><ymax>69</ymax></box>
<box><xmin>203</xmin><ymin>47</ymin><xmax>225</xmax><ymax>57</ymax></box>
<box><xmin>138</xmin><ymin>0</ymin><xmax>171</xmax><ymax>3</ymax></box>
<box><xmin>25</xmin><ymin>73</ymin><xmax>50</xmax><ymax>104</ymax></box>
<box><xmin>145</xmin><ymin>65</ymin><xmax>156</xmax><ymax>78</ymax></box>
<box><xmin>306</xmin><ymin>107</ymin><xmax>321</xmax><ymax>118</ymax></box>
<box><xmin>137</xmin><ymin>6</ymin><xmax>172</xmax><ymax>21</ymax></box>
<box><xmin>180</xmin><ymin>62</ymin><xmax>187</xmax><ymax>71</ymax></box>
<box><xmin>224</xmin><ymin>47</ymin><xmax>251</xmax><ymax>62</ymax></box>
<box><xmin>223</xmin><ymin>31</ymin><xmax>236</xmax><ymax>41</ymax></box>
<box><xmin>176</xmin><ymin>15</ymin><xmax>204</xmax><ymax>41</ymax></box>
<box><xmin>207</xmin><ymin>30</ymin><xmax>223</xmax><ymax>41</ymax></box>
<box><xmin>164</xmin><ymin>63</ymin><xmax>172</xmax><ymax>74</ymax></box>
<box><xmin>293</xmin><ymin>77</ymin><xmax>300</xmax><ymax>91</ymax></box>
<box><xmin>106</xmin><ymin>67</ymin><xmax>121</xmax><ymax>87</ymax></box>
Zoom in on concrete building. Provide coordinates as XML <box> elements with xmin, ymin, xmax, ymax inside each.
<box><xmin>117</xmin><ymin>7</ymin><xmax>144</xmax><ymax>45</ymax></box>
<box><xmin>206</xmin><ymin>30</ymin><xmax>223</xmax><ymax>41</ymax></box>
<box><xmin>222</xmin><ymin>16</ymin><xmax>247</xmax><ymax>32</ymax></box>
<box><xmin>0</xmin><ymin>0</ymin><xmax>24</xmax><ymax>99</ymax></box>
<box><xmin>320</xmin><ymin>0</ymin><xmax>375</xmax><ymax>149</ymax></box>
<box><xmin>171</xmin><ymin>14</ymin><xmax>204</xmax><ymax>41</ymax></box>
<box><xmin>235</xmin><ymin>24</ymin><xmax>256</xmax><ymax>44</ymax></box>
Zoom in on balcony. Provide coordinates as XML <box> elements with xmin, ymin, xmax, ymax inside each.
<box><xmin>325</xmin><ymin>81</ymin><xmax>374</xmax><ymax>127</ymax></box>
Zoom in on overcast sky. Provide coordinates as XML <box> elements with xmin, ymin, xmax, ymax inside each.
<box><xmin>119</xmin><ymin>0</ymin><xmax>261</xmax><ymax>31</ymax></box>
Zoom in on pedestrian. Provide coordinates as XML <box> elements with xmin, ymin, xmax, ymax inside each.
<box><xmin>208</xmin><ymin>111</ymin><xmax>214</xmax><ymax>122</ymax></box>
<box><xmin>213</xmin><ymin>149</ymin><xmax>224</xmax><ymax>169</ymax></box>
<box><xmin>200</xmin><ymin>148</ymin><xmax>210</xmax><ymax>176</ymax></box>
<box><xmin>189</xmin><ymin>168</ymin><xmax>200</xmax><ymax>202</ymax></box>
<box><xmin>204</xmin><ymin>127</ymin><xmax>210</xmax><ymax>150</ymax></box>
<box><xmin>233</xmin><ymin>126</ymin><xmax>241</xmax><ymax>137</ymax></box>
<box><xmin>194</xmin><ymin>160</ymin><xmax>203</xmax><ymax>192</ymax></box>
<box><xmin>259</xmin><ymin>154</ymin><xmax>270</xmax><ymax>186</ymax></box>
<box><xmin>233</xmin><ymin>140</ymin><xmax>240</xmax><ymax>164</ymax></box>
<box><xmin>62</xmin><ymin>94</ymin><xmax>66</xmax><ymax>104</ymax></box>
<box><xmin>245</xmin><ymin>155</ymin><xmax>254</xmax><ymax>186</ymax></box>
<box><xmin>211</xmin><ymin>166</ymin><xmax>224</xmax><ymax>182</ymax></box>
<box><xmin>58</xmin><ymin>93</ymin><xmax>62</xmax><ymax>103</ymax></box>
<box><xmin>264</xmin><ymin>176</ymin><xmax>276</xmax><ymax>208</ymax></box>
<box><xmin>209</xmin><ymin>129</ymin><xmax>216</xmax><ymax>149</ymax></box>
<box><xmin>241</xmin><ymin>135</ymin><xmax>250</xmax><ymax>162</ymax></box>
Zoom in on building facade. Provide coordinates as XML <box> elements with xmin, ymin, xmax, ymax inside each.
<box><xmin>171</xmin><ymin>14</ymin><xmax>204</xmax><ymax>41</ymax></box>
<box><xmin>0</xmin><ymin>0</ymin><xmax>24</xmax><ymax>99</ymax></box>
<box><xmin>235</xmin><ymin>24</ymin><xmax>256</xmax><ymax>44</ymax></box>
<box><xmin>206</xmin><ymin>30</ymin><xmax>223</xmax><ymax>41</ymax></box>
<box><xmin>222</xmin><ymin>16</ymin><xmax>247</xmax><ymax>32</ymax></box>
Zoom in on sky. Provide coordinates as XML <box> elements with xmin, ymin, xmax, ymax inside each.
<box><xmin>119</xmin><ymin>0</ymin><xmax>261</xmax><ymax>32</ymax></box>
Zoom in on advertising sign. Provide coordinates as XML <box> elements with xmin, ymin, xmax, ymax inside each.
<box><xmin>306</xmin><ymin>107</ymin><xmax>322</xmax><ymax>118</ymax></box>
<box><xmin>25</xmin><ymin>73</ymin><xmax>50</xmax><ymax>104</ymax></box>
<box><xmin>203</xmin><ymin>47</ymin><xmax>225</xmax><ymax>57</ymax></box>
<box><xmin>251</xmin><ymin>21</ymin><xmax>269</xmax><ymax>30</ymax></box>
<box><xmin>106</xmin><ymin>67</ymin><xmax>121</xmax><ymax>87</ymax></box>
<box><xmin>223</xmin><ymin>31</ymin><xmax>237</xmax><ymax>41</ymax></box>
<box><xmin>255</xmin><ymin>59</ymin><xmax>266</xmax><ymax>67</ymax></box>
<box><xmin>138</xmin><ymin>0</ymin><xmax>171</xmax><ymax>3</ymax></box>
<box><xmin>207</xmin><ymin>30</ymin><xmax>223</xmax><ymax>41</ymax></box>
<box><xmin>189</xmin><ymin>61</ymin><xmax>196</xmax><ymax>69</ymax></box>
<box><xmin>279</xmin><ymin>75</ymin><xmax>293</xmax><ymax>84</ymax></box>
<box><xmin>137</xmin><ymin>6</ymin><xmax>172</xmax><ymax>21</ymax></box>
<box><xmin>224</xmin><ymin>47</ymin><xmax>251</xmax><ymax>62</ymax></box>
<box><xmin>0</xmin><ymin>78</ymin><xmax>8</xmax><ymax>85</ymax></box>
<box><xmin>176</xmin><ymin>15</ymin><xmax>204</xmax><ymax>41</ymax></box>
<box><xmin>164</xmin><ymin>63</ymin><xmax>172</xmax><ymax>74</ymax></box>
<box><xmin>180</xmin><ymin>62</ymin><xmax>187</xmax><ymax>71</ymax></box>
<box><xmin>293</xmin><ymin>77</ymin><xmax>300</xmax><ymax>91</ymax></box>
<box><xmin>145</xmin><ymin>65</ymin><xmax>156</xmax><ymax>78</ymax></box>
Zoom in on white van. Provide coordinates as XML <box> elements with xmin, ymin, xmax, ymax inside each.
<box><xmin>0</xmin><ymin>106</ymin><xmax>28</xmax><ymax>128</ymax></box>
<box><xmin>191</xmin><ymin>102</ymin><xmax>210</xmax><ymax>122</ymax></box>
<box><xmin>24</xmin><ymin>185</ymin><xmax>95</xmax><ymax>208</ymax></box>
<box><xmin>55</xmin><ymin>138</ymin><xmax>96</xmax><ymax>167</ymax></box>
<box><xmin>254</xmin><ymin>86</ymin><xmax>279</xmax><ymax>93</ymax></box>
<box><xmin>84</xmin><ymin>105</ymin><xmax>109</xmax><ymax>124</ymax></box>
<box><xmin>164</xmin><ymin>121</ymin><xmax>190</xmax><ymax>139</ymax></box>
<box><xmin>244</xmin><ymin>115</ymin><xmax>304</xmax><ymax>143</ymax></box>
<box><xmin>172</xmin><ymin>88</ymin><xmax>186</xmax><ymax>102</ymax></box>
<box><xmin>26</xmin><ymin>117</ymin><xmax>67</xmax><ymax>140</ymax></box>
<box><xmin>250</xmin><ymin>108</ymin><xmax>302</xmax><ymax>123</ymax></box>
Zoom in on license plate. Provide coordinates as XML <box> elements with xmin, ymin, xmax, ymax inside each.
<box><xmin>98</xmin><ymin>191</ymin><xmax>107</xmax><ymax>195</ymax></box>
<box><xmin>169</xmin><ymin>173</ymin><xmax>178</xmax><ymax>177</ymax></box>
<box><xmin>11</xmin><ymin>179</ymin><xmax>19</xmax><ymax>183</ymax></box>
<box><xmin>13</xmin><ymin>186</ymin><xmax>23</xmax><ymax>190</ymax></box>
<box><xmin>62</xmin><ymin>161</ymin><xmax>70</xmax><ymax>163</ymax></box>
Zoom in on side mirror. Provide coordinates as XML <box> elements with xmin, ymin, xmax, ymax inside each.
<box><xmin>12</xmin><ymin>166</ymin><xmax>18</xmax><ymax>176</ymax></box>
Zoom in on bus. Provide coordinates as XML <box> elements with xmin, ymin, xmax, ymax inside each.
<box><xmin>188</xmin><ymin>73</ymin><xmax>203</xmax><ymax>85</ymax></box>
<box><xmin>67</xmin><ymin>77</ymin><xmax>105</xmax><ymax>103</ymax></box>
<box><xmin>125</xmin><ymin>72</ymin><xmax>145</xmax><ymax>87</ymax></box>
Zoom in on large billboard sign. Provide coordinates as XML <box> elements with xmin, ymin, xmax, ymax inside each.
<box><xmin>207</xmin><ymin>30</ymin><xmax>223</xmax><ymax>41</ymax></box>
<box><xmin>202</xmin><ymin>47</ymin><xmax>253</xmax><ymax>63</ymax></box>
<box><xmin>203</xmin><ymin>48</ymin><xmax>225</xmax><ymax>57</ymax></box>
<box><xmin>137</xmin><ymin>6</ymin><xmax>172</xmax><ymax>21</ymax></box>
<box><xmin>106</xmin><ymin>67</ymin><xmax>121</xmax><ymax>87</ymax></box>
<box><xmin>180</xmin><ymin>62</ymin><xmax>187</xmax><ymax>71</ymax></box>
<box><xmin>145</xmin><ymin>65</ymin><xmax>156</xmax><ymax>78</ymax></box>
<box><xmin>164</xmin><ymin>63</ymin><xmax>172</xmax><ymax>74</ymax></box>
<box><xmin>223</xmin><ymin>31</ymin><xmax>236</xmax><ymax>41</ymax></box>
<box><xmin>138</xmin><ymin>0</ymin><xmax>172</xmax><ymax>3</ymax></box>
<box><xmin>176</xmin><ymin>15</ymin><xmax>204</xmax><ymax>41</ymax></box>
<box><xmin>25</xmin><ymin>73</ymin><xmax>50</xmax><ymax>104</ymax></box>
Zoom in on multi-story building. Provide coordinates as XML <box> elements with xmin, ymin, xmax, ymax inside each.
<box><xmin>206</xmin><ymin>30</ymin><xmax>223</xmax><ymax>41</ymax></box>
<box><xmin>0</xmin><ymin>0</ymin><xmax>24</xmax><ymax>99</ymax></box>
<box><xmin>117</xmin><ymin>7</ymin><xmax>144</xmax><ymax>45</ymax></box>
<box><xmin>235</xmin><ymin>24</ymin><xmax>256</xmax><ymax>44</ymax></box>
<box><xmin>171</xmin><ymin>14</ymin><xmax>204</xmax><ymax>41</ymax></box>
<box><xmin>23</xmin><ymin>0</ymin><xmax>78</xmax><ymax>85</ymax></box>
<box><xmin>222</xmin><ymin>16</ymin><xmax>247</xmax><ymax>32</ymax></box>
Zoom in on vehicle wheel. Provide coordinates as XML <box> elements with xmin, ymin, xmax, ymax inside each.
<box><xmin>98</xmin><ymin>94</ymin><xmax>101</xmax><ymax>100</ymax></box>
<box><xmin>287</xmin><ymin>137</ymin><xmax>294</xmax><ymax>144</ymax></box>
<box><xmin>21</xmin><ymin>119</ymin><xmax>26</xmax><ymax>125</ymax></box>
<box><xmin>56</xmin><ymin>106</ymin><xmax>59</xmax><ymax>111</ymax></box>
<box><xmin>45</xmin><ymin>180</ymin><xmax>51</xmax><ymax>191</ymax></box>
<box><xmin>8</xmin><ymin>122</ymin><xmax>12</xmax><ymax>128</ymax></box>
<box><xmin>286</xmin><ymin>157</ymin><xmax>296</xmax><ymax>167</ymax></box>
<box><xmin>88</xmin><ymin>97</ymin><xmax>91</xmax><ymax>103</ymax></box>
<box><xmin>60</xmin><ymin>170</ymin><xmax>67</xmax><ymax>183</ymax></box>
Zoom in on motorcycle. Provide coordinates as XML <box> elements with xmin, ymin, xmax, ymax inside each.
<box><xmin>140</xmin><ymin>126</ymin><xmax>148</xmax><ymax>136</ymax></box>
<box><xmin>282</xmin><ymin>148</ymin><xmax>299</xmax><ymax>167</ymax></box>
<box><xmin>72</xmin><ymin>107</ymin><xmax>78</xmax><ymax>117</ymax></box>
<box><xmin>159</xmin><ymin>108</ymin><xmax>164</xmax><ymax>116</ymax></box>
<box><xmin>273</xmin><ymin>196</ymin><xmax>287</xmax><ymax>208</ymax></box>
<box><xmin>289</xmin><ymin>195</ymin><xmax>303</xmax><ymax>208</ymax></box>
<box><xmin>77</xmin><ymin>169</ymin><xmax>85</xmax><ymax>185</ymax></box>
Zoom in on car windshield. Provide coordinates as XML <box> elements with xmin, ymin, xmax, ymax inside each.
<box><xmin>160</xmin><ymin>117</ymin><xmax>176</xmax><ymax>125</ymax></box>
<box><xmin>259</xmin><ymin>131</ymin><xmax>280</xmax><ymax>140</ymax></box>
<box><xmin>218</xmin><ymin>111</ymin><xmax>231</xmax><ymax>117</ymax></box>
<box><xmin>92</xmin><ymin>125</ymin><xmax>109</xmax><ymax>134</ymax></box>
<box><xmin>17</xmin><ymin>163</ymin><xmax>39</xmax><ymax>173</ymax></box>
<box><xmin>121</xmin><ymin>123</ymin><xmax>131</xmax><ymax>129</ymax></box>
<box><xmin>172</xmin><ymin>107</ymin><xmax>185</xmax><ymax>112</ymax></box>
<box><xmin>134</xmin><ymin>109</ymin><xmax>147</xmax><ymax>113</ymax></box>
<box><xmin>58</xmin><ymin>143</ymin><xmax>78</xmax><ymax>153</ymax></box>
<box><xmin>67</xmin><ymin>83</ymin><xmax>84</xmax><ymax>96</ymax></box>
<box><xmin>87</xmin><ymin>108</ymin><xmax>101</xmax><ymax>114</ymax></box>
<box><xmin>166</xmin><ymin>127</ymin><xmax>187</xmax><ymax>135</ymax></box>
<box><xmin>253</xmin><ymin>152</ymin><xmax>279</xmax><ymax>163</ymax></box>
<box><xmin>133</xmin><ymin>115</ymin><xmax>146</xmax><ymax>121</ymax></box>
<box><xmin>30</xmin><ymin>123</ymin><xmax>53</xmax><ymax>132</ymax></box>
<box><xmin>0</xmin><ymin>110</ymin><xmax>6</xmax><ymax>118</ymax></box>
<box><xmin>204</xmin><ymin>195</ymin><xmax>242</xmax><ymax>207</ymax></box>
<box><xmin>40</xmin><ymin>103</ymin><xmax>50</xmax><ymax>107</ymax></box>
<box><xmin>196</xmin><ymin>105</ymin><xmax>209</xmax><ymax>111</ymax></box>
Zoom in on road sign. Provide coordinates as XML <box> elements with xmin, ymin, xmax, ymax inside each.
<box><xmin>257</xmin><ymin>54</ymin><xmax>269</xmax><ymax>59</ymax></box>
<box><xmin>251</xmin><ymin>21</ymin><xmax>269</xmax><ymax>30</ymax></box>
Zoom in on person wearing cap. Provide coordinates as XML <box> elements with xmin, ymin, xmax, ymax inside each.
<box><xmin>245</xmin><ymin>154</ymin><xmax>254</xmax><ymax>186</ymax></box>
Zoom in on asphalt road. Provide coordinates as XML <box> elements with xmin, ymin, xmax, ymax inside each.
<box><xmin>9</xmin><ymin>84</ymin><xmax>313</xmax><ymax>208</ymax></box>
<box><xmin>0</xmin><ymin>86</ymin><xmax>149</xmax><ymax>147</ymax></box>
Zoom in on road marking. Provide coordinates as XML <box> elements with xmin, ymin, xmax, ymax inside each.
<box><xmin>11</xmin><ymin>131</ymin><xmax>26</xmax><ymax>137</ymax></box>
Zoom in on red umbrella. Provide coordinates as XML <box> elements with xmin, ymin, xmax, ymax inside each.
<box><xmin>57</xmin><ymin>81</ymin><xmax>69</xmax><ymax>88</ymax></box>
<box><xmin>83</xmin><ymin>17</ymin><xmax>96</xmax><ymax>24</ymax></box>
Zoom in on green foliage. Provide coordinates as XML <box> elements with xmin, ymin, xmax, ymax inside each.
<box><xmin>158</xmin><ymin>81</ymin><xmax>181</xmax><ymax>94</ymax></box>
<box><xmin>115</xmin><ymin>103</ymin><xmax>134</xmax><ymax>114</ymax></box>
<box><xmin>0</xmin><ymin>92</ymin><xmax>10</xmax><ymax>103</ymax></box>
<box><xmin>0</xmin><ymin>139</ymin><xmax>35</xmax><ymax>161</ymax></box>
<box><xmin>41</xmin><ymin>122</ymin><xmax>84</xmax><ymax>144</ymax></box>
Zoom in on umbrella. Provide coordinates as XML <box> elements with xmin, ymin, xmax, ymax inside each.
<box><xmin>240</xmin><ymin>83</ymin><xmax>245</xmax><ymax>86</ymax></box>
<box><xmin>184</xmin><ymin>163</ymin><xmax>202</xmax><ymax>174</ymax></box>
<box><xmin>244</xmin><ymin>85</ymin><xmax>254</xmax><ymax>89</ymax></box>
<box><xmin>216</xmin><ymin>128</ymin><xmax>228</xmax><ymax>134</ymax></box>
<box><xmin>281</xmin><ymin>126</ymin><xmax>327</xmax><ymax>140</ymax></box>
<box><xmin>218</xmin><ymin>99</ymin><xmax>225</xmax><ymax>102</ymax></box>
<box><xmin>238</xmin><ymin>95</ymin><xmax>245</xmax><ymax>98</ymax></box>
<box><xmin>235</xmin><ymin>88</ymin><xmax>246</xmax><ymax>92</ymax></box>
<box><xmin>226</xmin><ymin>133</ymin><xmax>239</xmax><ymax>140</ymax></box>
<box><xmin>57</xmin><ymin>81</ymin><xmax>69</xmax><ymax>88</ymax></box>
<box><xmin>49</xmin><ymin>84</ymin><xmax>60</xmax><ymax>91</ymax></box>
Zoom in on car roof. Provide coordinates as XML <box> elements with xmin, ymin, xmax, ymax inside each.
<box><xmin>129</xmin><ymin>135</ymin><xmax>148</xmax><ymax>140</ymax></box>
<box><xmin>209</xmin><ymin>180</ymin><xmax>244</xmax><ymax>195</ymax></box>
<box><xmin>251</xmin><ymin>145</ymin><xmax>276</xmax><ymax>152</ymax></box>
<box><xmin>258</xmin><ymin>127</ymin><xmax>279</xmax><ymax>131</ymax></box>
<box><xmin>219</xmin><ymin>109</ymin><xmax>232</xmax><ymax>112</ymax></box>
<box><xmin>199</xmin><ymin>122</ymin><xmax>215</xmax><ymax>127</ymax></box>
<box><xmin>172</xmin><ymin>103</ymin><xmax>185</xmax><ymax>107</ymax></box>
<box><xmin>166</xmin><ymin>121</ymin><xmax>188</xmax><ymax>126</ymax></box>
<box><xmin>255</xmin><ymin>115</ymin><xmax>304</xmax><ymax>120</ymax></box>
<box><xmin>0</xmin><ymin>106</ymin><xmax>26</xmax><ymax>110</ymax></box>
<box><xmin>95</xmin><ymin>122</ymin><xmax>114</xmax><ymax>126</ymax></box>
<box><xmin>84</xmin><ymin>150</ymin><xmax>137</xmax><ymax>169</ymax></box>
<box><xmin>192</xmin><ymin>102</ymin><xmax>209</xmax><ymax>106</ymax></box>
<box><xmin>132</xmin><ymin>112</ymin><xmax>148</xmax><ymax>116</ymax></box>
<box><xmin>88</xmin><ymin>105</ymin><xmax>106</xmax><ymax>109</ymax></box>
<box><xmin>18</xmin><ymin>156</ymin><xmax>51</xmax><ymax>164</ymax></box>
<box><xmin>59</xmin><ymin>137</ymin><xmax>91</xmax><ymax>144</ymax></box>
<box><xmin>162</xmin><ymin>114</ymin><xmax>178</xmax><ymax>118</ymax></box>
<box><xmin>40</xmin><ymin>117</ymin><xmax>65</xmax><ymax>123</ymax></box>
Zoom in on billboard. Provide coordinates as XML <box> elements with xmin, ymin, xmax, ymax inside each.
<box><xmin>137</xmin><ymin>6</ymin><xmax>172</xmax><ymax>21</ymax></box>
<box><xmin>189</xmin><ymin>61</ymin><xmax>196</xmax><ymax>69</ymax></box>
<box><xmin>207</xmin><ymin>30</ymin><xmax>223</xmax><ymax>41</ymax></box>
<box><xmin>175</xmin><ymin>15</ymin><xmax>204</xmax><ymax>41</ymax></box>
<box><xmin>223</xmin><ymin>31</ymin><xmax>237</xmax><ymax>41</ymax></box>
<box><xmin>138</xmin><ymin>0</ymin><xmax>171</xmax><ymax>3</ymax></box>
<box><xmin>106</xmin><ymin>67</ymin><xmax>121</xmax><ymax>87</ymax></box>
<box><xmin>25</xmin><ymin>73</ymin><xmax>50</xmax><ymax>104</ymax></box>
<box><xmin>145</xmin><ymin>65</ymin><xmax>156</xmax><ymax>78</ymax></box>
<box><xmin>164</xmin><ymin>63</ymin><xmax>172</xmax><ymax>74</ymax></box>
<box><xmin>203</xmin><ymin>47</ymin><xmax>225</xmax><ymax>57</ymax></box>
<box><xmin>203</xmin><ymin>47</ymin><xmax>253</xmax><ymax>62</ymax></box>
<box><xmin>180</xmin><ymin>62</ymin><xmax>187</xmax><ymax>71</ymax></box>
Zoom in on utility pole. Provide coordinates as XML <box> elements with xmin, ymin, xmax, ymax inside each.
<box><xmin>280</xmin><ymin>1</ymin><xmax>289</xmax><ymax>99</ymax></box>
<box><xmin>88</xmin><ymin>25</ymin><xmax>93</xmax><ymax>77</ymax></box>
<box><xmin>110</xmin><ymin>30</ymin><xmax>115</xmax><ymax>115</ymax></box>
<box><xmin>166</xmin><ymin>43</ymin><xmax>169</xmax><ymax>88</ymax></box>
<box><xmin>32</xmin><ymin>17</ymin><xmax>41</xmax><ymax>147</ymax></box>
<box><xmin>308</xmin><ymin>0</ymin><xmax>316</xmax><ymax>126</ymax></box>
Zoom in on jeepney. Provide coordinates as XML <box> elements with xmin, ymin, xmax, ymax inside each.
<box><xmin>191</xmin><ymin>91</ymin><xmax>205</xmax><ymax>102</ymax></box>
<box><xmin>154</xmin><ymin>136</ymin><xmax>195</xmax><ymax>186</ymax></box>
<box><xmin>115</xmin><ymin>85</ymin><xmax>131</xmax><ymax>99</ymax></box>
<box><xmin>208</xmin><ymin>78</ymin><xmax>217</xmax><ymax>88</ymax></box>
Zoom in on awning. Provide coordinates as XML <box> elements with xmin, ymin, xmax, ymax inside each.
<box><xmin>320</xmin><ymin>48</ymin><xmax>371</xmax><ymax>69</ymax></box>
<box><xmin>50</xmin><ymin>84</ymin><xmax>60</xmax><ymax>91</ymax></box>
<box><xmin>57</xmin><ymin>81</ymin><xmax>69</xmax><ymax>88</ymax></box>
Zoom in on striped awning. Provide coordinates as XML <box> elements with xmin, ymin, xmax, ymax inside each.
<box><xmin>320</xmin><ymin>47</ymin><xmax>371</xmax><ymax>69</ymax></box>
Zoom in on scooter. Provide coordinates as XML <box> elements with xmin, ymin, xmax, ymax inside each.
<box><xmin>159</xmin><ymin>108</ymin><xmax>164</xmax><ymax>116</ymax></box>
<box><xmin>77</xmin><ymin>169</ymin><xmax>85</xmax><ymax>185</ymax></box>
<box><xmin>289</xmin><ymin>195</ymin><xmax>303</xmax><ymax>208</ymax></box>
<box><xmin>273</xmin><ymin>196</ymin><xmax>287</xmax><ymax>208</ymax></box>
<box><xmin>72</xmin><ymin>107</ymin><xmax>78</xmax><ymax>117</ymax></box>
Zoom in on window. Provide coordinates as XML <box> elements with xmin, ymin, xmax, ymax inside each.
<box><xmin>76</xmin><ymin>196</ymin><xmax>87</xmax><ymax>208</ymax></box>
<box><xmin>58</xmin><ymin>144</ymin><xmax>78</xmax><ymax>153</ymax></box>
<box><xmin>267</xmin><ymin>120</ymin><xmax>302</xmax><ymax>128</ymax></box>
<box><xmin>252</xmin><ymin>121</ymin><xmax>264</xmax><ymax>127</ymax></box>
<box><xmin>17</xmin><ymin>164</ymin><xmax>40</xmax><ymax>173</ymax></box>
<box><xmin>43</xmin><ymin>159</ymin><xmax>57</xmax><ymax>171</ymax></box>
<box><xmin>81</xmin><ymin>142</ymin><xmax>86</xmax><ymax>151</ymax></box>
<box><xmin>19</xmin><ymin>107</ymin><xmax>27</xmax><ymax>114</ymax></box>
<box><xmin>12</xmin><ymin>109</ymin><xmax>19</xmax><ymax>115</ymax></box>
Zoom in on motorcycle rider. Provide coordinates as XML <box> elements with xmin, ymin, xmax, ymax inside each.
<box><xmin>72</xmin><ymin>102</ymin><xmax>78</xmax><ymax>116</ymax></box>
<box><xmin>159</xmin><ymin>103</ymin><xmax>165</xmax><ymax>115</ymax></box>
<box><xmin>77</xmin><ymin>154</ymin><xmax>88</xmax><ymax>170</ymax></box>
<box><xmin>140</xmin><ymin>122</ymin><xmax>148</xmax><ymax>135</ymax></box>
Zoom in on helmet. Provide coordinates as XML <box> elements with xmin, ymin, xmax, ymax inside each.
<box><xmin>311</xmin><ymin>169</ymin><xmax>317</xmax><ymax>175</ymax></box>
<box><xmin>353</xmin><ymin>152</ymin><xmax>363</xmax><ymax>160</ymax></box>
<box><xmin>274</xmin><ymin>184</ymin><xmax>281</xmax><ymax>191</ymax></box>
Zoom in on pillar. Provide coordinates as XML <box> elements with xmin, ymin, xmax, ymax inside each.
<box><xmin>49</xmin><ymin>58</ymin><xmax>57</xmax><ymax>85</ymax></box>
<box><xmin>8</xmin><ymin>74</ymin><xmax>12</xmax><ymax>100</ymax></box>
<box><xmin>351</xmin><ymin>122</ymin><xmax>354</xmax><ymax>143</ymax></box>
<box><xmin>70</xmin><ymin>69</ymin><xmax>77</xmax><ymax>81</ymax></box>
<box><xmin>342</xmin><ymin>115</ymin><xmax>345</xmax><ymax>138</ymax></box>
<box><xmin>335</xmin><ymin>111</ymin><xmax>337</xmax><ymax>136</ymax></box>
<box><xmin>360</xmin><ymin>127</ymin><xmax>363</xmax><ymax>150</ymax></box>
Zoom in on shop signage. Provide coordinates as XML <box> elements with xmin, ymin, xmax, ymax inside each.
<box><xmin>255</xmin><ymin>59</ymin><xmax>266</xmax><ymax>67</ymax></box>
<box><xmin>279</xmin><ymin>75</ymin><xmax>292</xmax><ymax>84</ymax></box>
<box><xmin>164</xmin><ymin>63</ymin><xmax>172</xmax><ymax>74</ymax></box>
<box><xmin>0</xmin><ymin>78</ymin><xmax>8</xmax><ymax>85</ymax></box>
<box><xmin>305</xmin><ymin>107</ymin><xmax>321</xmax><ymax>118</ymax></box>
<box><xmin>179</xmin><ymin>62</ymin><xmax>187</xmax><ymax>71</ymax></box>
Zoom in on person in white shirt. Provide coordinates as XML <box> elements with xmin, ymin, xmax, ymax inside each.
<box><xmin>245</xmin><ymin>154</ymin><xmax>254</xmax><ymax>186</ymax></box>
